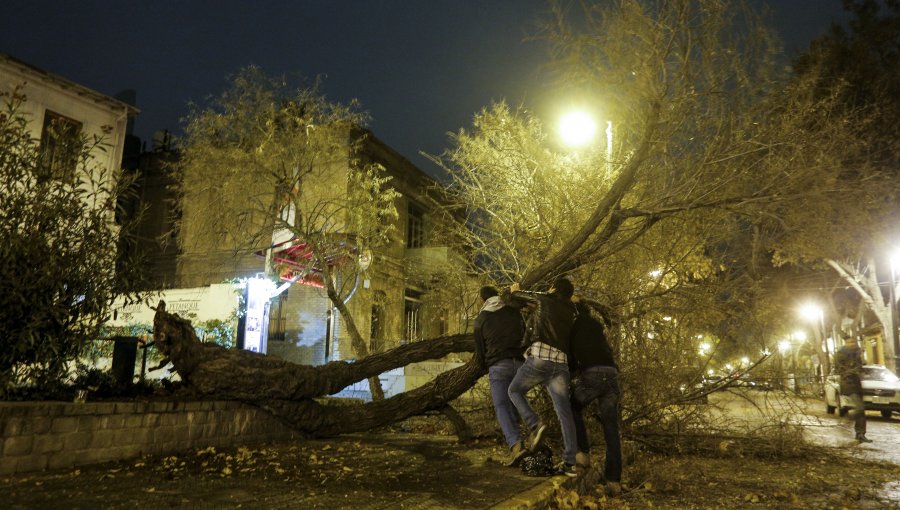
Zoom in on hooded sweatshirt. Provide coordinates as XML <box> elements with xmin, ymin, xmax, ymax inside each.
<box><xmin>473</xmin><ymin>296</ymin><xmax>526</xmax><ymax>369</ymax></box>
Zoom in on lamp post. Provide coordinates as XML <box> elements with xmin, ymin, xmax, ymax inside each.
<box><xmin>605</xmin><ymin>120</ymin><xmax>613</xmax><ymax>178</ymax></box>
<box><xmin>890</xmin><ymin>254</ymin><xmax>900</xmax><ymax>374</ymax></box>
<box><xmin>778</xmin><ymin>339</ymin><xmax>791</xmax><ymax>390</ymax></box>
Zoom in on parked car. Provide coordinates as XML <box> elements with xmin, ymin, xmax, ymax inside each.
<box><xmin>824</xmin><ymin>364</ymin><xmax>900</xmax><ymax>418</ymax></box>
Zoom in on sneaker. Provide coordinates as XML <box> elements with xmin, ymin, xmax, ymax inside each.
<box><xmin>528</xmin><ymin>423</ymin><xmax>547</xmax><ymax>451</ymax></box>
<box><xmin>504</xmin><ymin>440</ymin><xmax>528</xmax><ymax>467</ymax></box>
<box><xmin>555</xmin><ymin>461</ymin><xmax>577</xmax><ymax>477</ymax></box>
<box><xmin>606</xmin><ymin>481</ymin><xmax>622</xmax><ymax>497</ymax></box>
<box><xmin>856</xmin><ymin>434</ymin><xmax>873</xmax><ymax>443</ymax></box>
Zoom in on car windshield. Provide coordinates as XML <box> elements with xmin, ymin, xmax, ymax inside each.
<box><xmin>862</xmin><ymin>367</ymin><xmax>900</xmax><ymax>382</ymax></box>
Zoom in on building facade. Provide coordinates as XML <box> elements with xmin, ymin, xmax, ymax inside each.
<box><xmin>126</xmin><ymin>129</ymin><xmax>474</xmax><ymax>396</ymax></box>
<box><xmin>0</xmin><ymin>54</ymin><xmax>137</xmax><ymax>185</ymax></box>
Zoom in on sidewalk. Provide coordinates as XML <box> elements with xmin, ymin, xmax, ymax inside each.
<box><xmin>2</xmin><ymin>433</ymin><xmax>580</xmax><ymax>510</ymax></box>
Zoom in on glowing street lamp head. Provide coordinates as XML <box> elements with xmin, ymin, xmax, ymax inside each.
<box><xmin>799</xmin><ymin>303</ymin><xmax>823</xmax><ymax>322</ymax></box>
<box><xmin>559</xmin><ymin>110</ymin><xmax>597</xmax><ymax>148</ymax></box>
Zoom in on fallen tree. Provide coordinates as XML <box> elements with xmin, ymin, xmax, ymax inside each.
<box><xmin>153</xmin><ymin>300</ymin><xmax>481</xmax><ymax>437</ymax></box>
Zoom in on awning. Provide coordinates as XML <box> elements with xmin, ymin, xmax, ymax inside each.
<box><xmin>257</xmin><ymin>238</ymin><xmax>354</xmax><ymax>288</ymax></box>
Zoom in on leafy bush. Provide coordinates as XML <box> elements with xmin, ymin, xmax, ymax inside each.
<box><xmin>0</xmin><ymin>88</ymin><xmax>142</xmax><ymax>397</ymax></box>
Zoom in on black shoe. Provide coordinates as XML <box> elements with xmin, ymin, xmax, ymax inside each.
<box><xmin>504</xmin><ymin>441</ymin><xmax>527</xmax><ymax>467</ymax></box>
<box><xmin>555</xmin><ymin>461</ymin><xmax>577</xmax><ymax>477</ymax></box>
<box><xmin>856</xmin><ymin>434</ymin><xmax>873</xmax><ymax>443</ymax></box>
<box><xmin>528</xmin><ymin>423</ymin><xmax>547</xmax><ymax>452</ymax></box>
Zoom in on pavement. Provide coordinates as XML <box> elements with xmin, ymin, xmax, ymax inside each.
<box><xmin>5</xmin><ymin>393</ymin><xmax>898</xmax><ymax>510</ymax></box>
<box><xmin>1</xmin><ymin>432</ymin><xmax>581</xmax><ymax>510</ymax></box>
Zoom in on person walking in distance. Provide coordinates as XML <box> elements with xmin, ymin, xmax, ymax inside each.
<box><xmin>506</xmin><ymin>277</ymin><xmax>580</xmax><ymax>477</ymax></box>
<box><xmin>568</xmin><ymin>300</ymin><xmax>622</xmax><ymax>495</ymax></box>
<box><xmin>473</xmin><ymin>285</ymin><xmax>538</xmax><ymax>467</ymax></box>
<box><xmin>834</xmin><ymin>335</ymin><xmax>871</xmax><ymax>443</ymax></box>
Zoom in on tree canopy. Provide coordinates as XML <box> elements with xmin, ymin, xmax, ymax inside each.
<box><xmin>433</xmin><ymin>0</ymin><xmax>896</xmax><ymax>396</ymax></box>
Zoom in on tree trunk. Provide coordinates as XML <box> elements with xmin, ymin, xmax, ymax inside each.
<box><xmin>826</xmin><ymin>258</ymin><xmax>898</xmax><ymax>369</ymax></box>
<box><xmin>152</xmin><ymin>300</ymin><xmax>481</xmax><ymax>437</ymax></box>
<box><xmin>320</xmin><ymin>262</ymin><xmax>386</xmax><ymax>401</ymax></box>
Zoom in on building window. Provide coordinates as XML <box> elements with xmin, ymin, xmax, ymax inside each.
<box><xmin>437</xmin><ymin>307</ymin><xmax>449</xmax><ymax>337</ymax></box>
<box><xmin>404</xmin><ymin>289</ymin><xmax>422</xmax><ymax>343</ymax></box>
<box><xmin>40</xmin><ymin>110</ymin><xmax>82</xmax><ymax>182</ymax></box>
<box><xmin>406</xmin><ymin>203</ymin><xmax>425</xmax><ymax>248</ymax></box>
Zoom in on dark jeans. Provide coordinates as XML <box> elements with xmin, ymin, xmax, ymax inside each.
<box><xmin>571</xmin><ymin>365</ymin><xmax>622</xmax><ymax>482</ymax></box>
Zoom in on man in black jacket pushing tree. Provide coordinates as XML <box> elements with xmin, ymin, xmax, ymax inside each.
<box><xmin>569</xmin><ymin>300</ymin><xmax>622</xmax><ymax>495</ymax></box>
<box><xmin>473</xmin><ymin>285</ymin><xmax>539</xmax><ymax>467</ymax></box>
<box><xmin>505</xmin><ymin>278</ymin><xmax>580</xmax><ymax>477</ymax></box>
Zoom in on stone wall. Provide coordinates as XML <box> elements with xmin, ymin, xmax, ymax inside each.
<box><xmin>0</xmin><ymin>400</ymin><xmax>298</xmax><ymax>475</ymax></box>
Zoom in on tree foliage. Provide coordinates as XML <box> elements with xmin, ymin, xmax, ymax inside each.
<box><xmin>431</xmin><ymin>0</ymin><xmax>897</xmax><ymax>427</ymax></box>
<box><xmin>784</xmin><ymin>0</ymin><xmax>900</xmax><ymax>369</ymax></box>
<box><xmin>0</xmin><ymin>88</ymin><xmax>140</xmax><ymax>395</ymax></box>
<box><xmin>176</xmin><ymin>67</ymin><xmax>401</xmax><ymax>397</ymax></box>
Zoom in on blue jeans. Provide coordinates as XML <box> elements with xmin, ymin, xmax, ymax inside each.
<box><xmin>489</xmin><ymin>358</ymin><xmax>539</xmax><ymax>447</ymax></box>
<box><xmin>572</xmin><ymin>366</ymin><xmax>622</xmax><ymax>482</ymax></box>
<box><xmin>508</xmin><ymin>356</ymin><xmax>577</xmax><ymax>465</ymax></box>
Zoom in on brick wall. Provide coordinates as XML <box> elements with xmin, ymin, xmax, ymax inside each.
<box><xmin>0</xmin><ymin>400</ymin><xmax>298</xmax><ymax>475</ymax></box>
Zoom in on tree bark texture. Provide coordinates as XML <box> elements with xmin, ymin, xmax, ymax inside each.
<box><xmin>152</xmin><ymin>300</ymin><xmax>482</xmax><ymax>437</ymax></box>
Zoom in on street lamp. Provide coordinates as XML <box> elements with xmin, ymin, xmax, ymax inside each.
<box><xmin>558</xmin><ymin>109</ymin><xmax>614</xmax><ymax>177</ymax></box>
<box><xmin>889</xmin><ymin>252</ymin><xmax>900</xmax><ymax>374</ymax></box>
<box><xmin>559</xmin><ymin>110</ymin><xmax>597</xmax><ymax>148</ymax></box>
<box><xmin>778</xmin><ymin>340</ymin><xmax>791</xmax><ymax>355</ymax></box>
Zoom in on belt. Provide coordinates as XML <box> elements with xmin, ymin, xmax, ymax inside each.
<box><xmin>583</xmin><ymin>365</ymin><xmax>617</xmax><ymax>373</ymax></box>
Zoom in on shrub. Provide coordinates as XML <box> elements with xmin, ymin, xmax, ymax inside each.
<box><xmin>0</xmin><ymin>87</ymin><xmax>141</xmax><ymax>396</ymax></box>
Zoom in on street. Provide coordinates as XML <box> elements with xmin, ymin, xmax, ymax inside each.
<box><xmin>705</xmin><ymin>389</ymin><xmax>900</xmax><ymax>505</ymax></box>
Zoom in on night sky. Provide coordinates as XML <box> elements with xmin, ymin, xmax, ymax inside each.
<box><xmin>1</xmin><ymin>1</ymin><xmax>852</xmax><ymax>178</ymax></box>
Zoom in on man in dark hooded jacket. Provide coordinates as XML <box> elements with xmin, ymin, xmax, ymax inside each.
<box><xmin>474</xmin><ymin>286</ymin><xmax>538</xmax><ymax>466</ymax></box>
<box><xmin>568</xmin><ymin>300</ymin><xmax>622</xmax><ymax>494</ymax></box>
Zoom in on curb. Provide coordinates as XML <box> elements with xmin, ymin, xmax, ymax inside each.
<box><xmin>491</xmin><ymin>469</ymin><xmax>599</xmax><ymax>510</ymax></box>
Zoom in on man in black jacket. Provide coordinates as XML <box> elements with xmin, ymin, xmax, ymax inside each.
<box><xmin>506</xmin><ymin>277</ymin><xmax>579</xmax><ymax>477</ymax></box>
<box><xmin>474</xmin><ymin>285</ymin><xmax>538</xmax><ymax>466</ymax></box>
<box><xmin>569</xmin><ymin>301</ymin><xmax>622</xmax><ymax>494</ymax></box>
